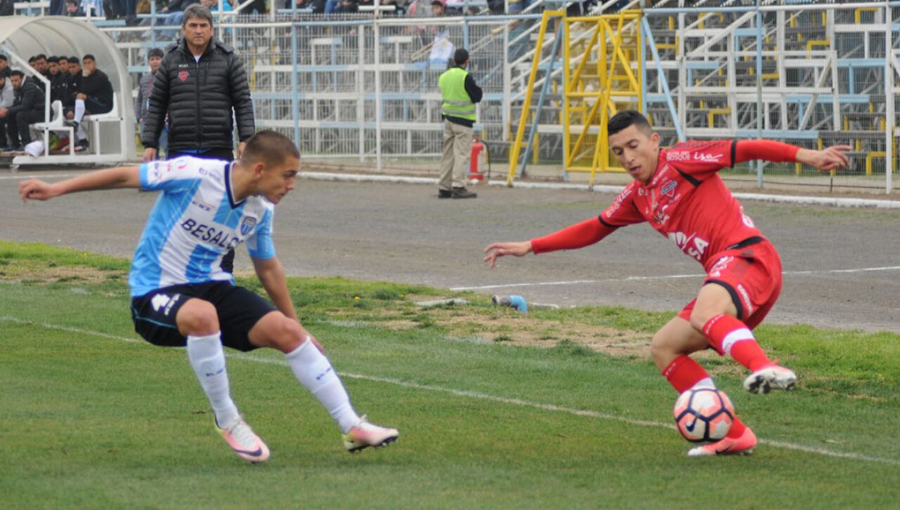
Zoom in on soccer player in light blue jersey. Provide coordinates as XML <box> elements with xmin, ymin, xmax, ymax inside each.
<box><xmin>19</xmin><ymin>130</ymin><xmax>398</xmax><ymax>463</ymax></box>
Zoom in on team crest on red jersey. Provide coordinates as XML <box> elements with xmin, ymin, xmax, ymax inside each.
<box><xmin>661</xmin><ymin>180</ymin><xmax>677</xmax><ymax>197</ymax></box>
<box><xmin>178</xmin><ymin>70</ymin><xmax>190</xmax><ymax>81</ymax></box>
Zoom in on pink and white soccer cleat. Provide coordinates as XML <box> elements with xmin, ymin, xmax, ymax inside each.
<box><xmin>342</xmin><ymin>415</ymin><xmax>399</xmax><ymax>453</ymax></box>
<box><xmin>743</xmin><ymin>363</ymin><xmax>797</xmax><ymax>395</ymax></box>
<box><xmin>216</xmin><ymin>416</ymin><xmax>270</xmax><ymax>463</ymax></box>
<box><xmin>687</xmin><ymin>426</ymin><xmax>757</xmax><ymax>457</ymax></box>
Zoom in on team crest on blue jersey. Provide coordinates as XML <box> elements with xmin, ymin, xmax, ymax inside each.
<box><xmin>240</xmin><ymin>217</ymin><xmax>257</xmax><ymax>236</ymax></box>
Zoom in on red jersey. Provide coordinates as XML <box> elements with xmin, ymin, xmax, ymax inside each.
<box><xmin>600</xmin><ymin>140</ymin><xmax>762</xmax><ymax>270</ymax></box>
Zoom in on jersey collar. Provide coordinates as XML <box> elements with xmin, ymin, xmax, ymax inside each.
<box><xmin>224</xmin><ymin>161</ymin><xmax>246</xmax><ymax>208</ymax></box>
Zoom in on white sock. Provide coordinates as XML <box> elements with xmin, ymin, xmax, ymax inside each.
<box><xmin>691</xmin><ymin>377</ymin><xmax>717</xmax><ymax>390</ymax></box>
<box><xmin>285</xmin><ymin>339</ymin><xmax>360</xmax><ymax>433</ymax></box>
<box><xmin>74</xmin><ymin>99</ymin><xmax>85</xmax><ymax>123</ymax></box>
<box><xmin>186</xmin><ymin>333</ymin><xmax>240</xmax><ymax>427</ymax></box>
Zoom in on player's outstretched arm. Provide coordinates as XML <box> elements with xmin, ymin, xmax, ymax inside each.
<box><xmin>483</xmin><ymin>241</ymin><xmax>533</xmax><ymax>269</ymax></box>
<box><xmin>735</xmin><ymin>140</ymin><xmax>851</xmax><ymax>172</ymax></box>
<box><xmin>19</xmin><ymin>166</ymin><xmax>141</xmax><ymax>202</ymax></box>
<box><xmin>796</xmin><ymin>145</ymin><xmax>852</xmax><ymax>172</ymax></box>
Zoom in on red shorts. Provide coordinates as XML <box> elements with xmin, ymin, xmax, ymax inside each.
<box><xmin>678</xmin><ymin>239</ymin><xmax>782</xmax><ymax>330</ymax></box>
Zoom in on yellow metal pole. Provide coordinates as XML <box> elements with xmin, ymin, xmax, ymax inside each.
<box><xmin>507</xmin><ymin>11</ymin><xmax>552</xmax><ymax>186</ymax></box>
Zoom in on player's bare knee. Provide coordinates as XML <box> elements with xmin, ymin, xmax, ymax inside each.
<box><xmin>177</xmin><ymin>299</ymin><xmax>219</xmax><ymax>336</ymax></box>
<box><xmin>262</xmin><ymin>315</ymin><xmax>304</xmax><ymax>353</ymax></box>
<box><xmin>650</xmin><ymin>334</ymin><xmax>673</xmax><ymax>367</ymax></box>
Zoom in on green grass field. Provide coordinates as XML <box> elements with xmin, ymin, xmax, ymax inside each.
<box><xmin>1</xmin><ymin>241</ymin><xmax>898</xmax><ymax>510</ymax></box>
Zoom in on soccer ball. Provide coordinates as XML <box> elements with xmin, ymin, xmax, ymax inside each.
<box><xmin>673</xmin><ymin>388</ymin><xmax>735</xmax><ymax>442</ymax></box>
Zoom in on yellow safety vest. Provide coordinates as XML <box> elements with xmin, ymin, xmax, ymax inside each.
<box><xmin>439</xmin><ymin>67</ymin><xmax>476</xmax><ymax>122</ymax></box>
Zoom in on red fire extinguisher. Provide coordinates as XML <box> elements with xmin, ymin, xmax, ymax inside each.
<box><xmin>469</xmin><ymin>137</ymin><xmax>486</xmax><ymax>182</ymax></box>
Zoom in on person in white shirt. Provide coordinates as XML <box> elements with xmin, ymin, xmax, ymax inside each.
<box><xmin>0</xmin><ymin>74</ymin><xmax>13</xmax><ymax>147</ymax></box>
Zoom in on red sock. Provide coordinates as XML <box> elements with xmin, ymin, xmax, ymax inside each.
<box><xmin>662</xmin><ymin>355</ymin><xmax>711</xmax><ymax>393</ymax></box>
<box><xmin>727</xmin><ymin>416</ymin><xmax>747</xmax><ymax>439</ymax></box>
<box><xmin>663</xmin><ymin>355</ymin><xmax>749</xmax><ymax>440</ymax></box>
<box><xmin>703</xmin><ymin>314</ymin><xmax>771</xmax><ymax>371</ymax></box>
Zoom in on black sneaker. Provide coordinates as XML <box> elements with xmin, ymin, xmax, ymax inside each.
<box><xmin>451</xmin><ymin>187</ymin><xmax>477</xmax><ymax>199</ymax></box>
<box><xmin>75</xmin><ymin>139</ymin><xmax>89</xmax><ymax>152</ymax></box>
<box><xmin>438</xmin><ymin>189</ymin><xmax>452</xmax><ymax>199</ymax></box>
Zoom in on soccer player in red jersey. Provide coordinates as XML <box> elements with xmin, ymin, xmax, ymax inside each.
<box><xmin>484</xmin><ymin>111</ymin><xmax>850</xmax><ymax>456</ymax></box>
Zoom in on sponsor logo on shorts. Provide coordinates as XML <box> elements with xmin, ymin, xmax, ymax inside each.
<box><xmin>736</xmin><ymin>284</ymin><xmax>753</xmax><ymax>315</ymax></box>
<box><xmin>151</xmin><ymin>293</ymin><xmax>182</xmax><ymax>316</ymax></box>
<box><xmin>709</xmin><ymin>256</ymin><xmax>732</xmax><ymax>277</ymax></box>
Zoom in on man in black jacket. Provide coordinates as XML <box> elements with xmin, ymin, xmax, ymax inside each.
<box><xmin>65</xmin><ymin>55</ymin><xmax>114</xmax><ymax>152</ymax></box>
<box><xmin>0</xmin><ymin>70</ymin><xmax>45</xmax><ymax>151</ymax></box>
<box><xmin>142</xmin><ymin>3</ymin><xmax>255</xmax><ymax>273</ymax></box>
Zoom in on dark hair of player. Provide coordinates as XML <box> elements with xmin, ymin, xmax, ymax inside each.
<box><xmin>608</xmin><ymin>110</ymin><xmax>653</xmax><ymax>137</ymax></box>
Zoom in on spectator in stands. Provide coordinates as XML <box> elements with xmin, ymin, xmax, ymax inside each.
<box><xmin>65</xmin><ymin>0</ymin><xmax>85</xmax><ymax>15</ymax></box>
<box><xmin>34</xmin><ymin>55</ymin><xmax>50</xmax><ymax>79</ymax></box>
<box><xmin>0</xmin><ymin>54</ymin><xmax>10</xmax><ymax>79</ymax></box>
<box><xmin>142</xmin><ymin>4</ymin><xmax>254</xmax><ymax>273</ymax></box>
<box><xmin>65</xmin><ymin>55</ymin><xmax>114</xmax><ymax>152</ymax></box>
<box><xmin>48</xmin><ymin>57</ymin><xmax>66</xmax><ymax>103</ymax></box>
<box><xmin>135</xmin><ymin>48</ymin><xmax>166</xmax><ymax>156</ymax></box>
<box><xmin>431</xmin><ymin>0</ymin><xmax>443</xmax><ymax>15</ymax></box>
<box><xmin>66</xmin><ymin>56</ymin><xmax>83</xmax><ymax>108</ymax></box>
<box><xmin>0</xmin><ymin>70</ymin><xmax>46</xmax><ymax>152</ymax></box>
<box><xmin>56</xmin><ymin>57</ymin><xmax>70</xmax><ymax>104</ymax></box>
<box><xmin>285</xmin><ymin>0</ymin><xmax>325</xmax><ymax>13</ymax></box>
<box><xmin>336</xmin><ymin>0</ymin><xmax>358</xmax><ymax>13</ymax></box>
<box><xmin>0</xmin><ymin>74</ymin><xmax>13</xmax><ymax>147</ymax></box>
<box><xmin>437</xmin><ymin>48</ymin><xmax>481</xmax><ymax>199</ymax></box>
<box><xmin>161</xmin><ymin>0</ymin><xmax>198</xmax><ymax>13</ymax></box>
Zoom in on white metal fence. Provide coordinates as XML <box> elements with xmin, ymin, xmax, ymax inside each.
<box><xmin>95</xmin><ymin>0</ymin><xmax>899</xmax><ymax>192</ymax></box>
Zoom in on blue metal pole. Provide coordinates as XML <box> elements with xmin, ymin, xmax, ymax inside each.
<box><xmin>520</xmin><ymin>21</ymin><xmax>563</xmax><ymax>177</ymax></box>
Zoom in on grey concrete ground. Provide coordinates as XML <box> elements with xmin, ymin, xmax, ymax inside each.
<box><xmin>3</xmin><ymin>169</ymin><xmax>899</xmax><ymax>333</ymax></box>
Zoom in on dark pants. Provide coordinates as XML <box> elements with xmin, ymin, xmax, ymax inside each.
<box><xmin>85</xmin><ymin>96</ymin><xmax>113</xmax><ymax>115</ymax></box>
<box><xmin>0</xmin><ymin>118</ymin><xmax>8</xmax><ymax>147</ymax></box>
<box><xmin>169</xmin><ymin>148</ymin><xmax>237</xmax><ymax>272</ymax></box>
<box><xmin>8</xmin><ymin>109</ymin><xmax>43</xmax><ymax>146</ymax></box>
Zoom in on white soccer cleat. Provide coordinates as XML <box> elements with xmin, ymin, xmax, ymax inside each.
<box><xmin>216</xmin><ymin>415</ymin><xmax>270</xmax><ymax>463</ymax></box>
<box><xmin>687</xmin><ymin>426</ymin><xmax>757</xmax><ymax>457</ymax></box>
<box><xmin>743</xmin><ymin>364</ymin><xmax>797</xmax><ymax>395</ymax></box>
<box><xmin>342</xmin><ymin>415</ymin><xmax>399</xmax><ymax>453</ymax></box>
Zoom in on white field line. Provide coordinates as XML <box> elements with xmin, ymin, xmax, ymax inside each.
<box><xmin>451</xmin><ymin>265</ymin><xmax>900</xmax><ymax>291</ymax></box>
<box><xmin>2</xmin><ymin>315</ymin><xmax>898</xmax><ymax>466</ymax></box>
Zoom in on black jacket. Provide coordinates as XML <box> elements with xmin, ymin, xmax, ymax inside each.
<box><xmin>9</xmin><ymin>77</ymin><xmax>45</xmax><ymax>115</ymax></box>
<box><xmin>77</xmin><ymin>69</ymin><xmax>114</xmax><ymax>107</ymax></box>
<box><xmin>66</xmin><ymin>73</ymin><xmax>82</xmax><ymax>107</ymax></box>
<box><xmin>50</xmin><ymin>72</ymin><xmax>66</xmax><ymax>103</ymax></box>
<box><xmin>142</xmin><ymin>37</ymin><xmax>255</xmax><ymax>151</ymax></box>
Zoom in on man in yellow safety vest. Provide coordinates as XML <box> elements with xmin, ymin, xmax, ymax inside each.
<box><xmin>438</xmin><ymin>48</ymin><xmax>482</xmax><ymax>199</ymax></box>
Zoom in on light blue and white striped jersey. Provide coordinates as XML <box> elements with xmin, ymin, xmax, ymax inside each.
<box><xmin>129</xmin><ymin>157</ymin><xmax>276</xmax><ymax>297</ymax></box>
